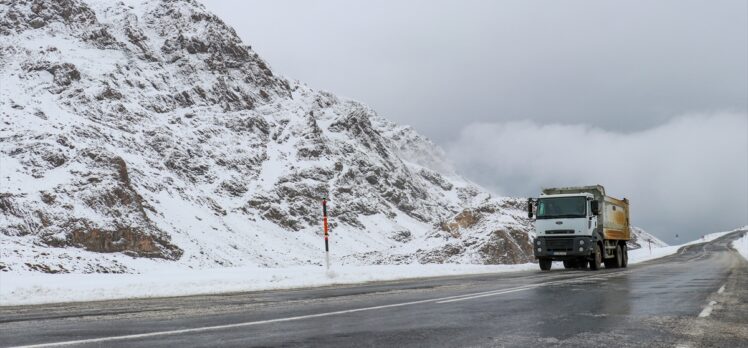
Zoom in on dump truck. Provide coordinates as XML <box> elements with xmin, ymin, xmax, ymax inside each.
<box><xmin>527</xmin><ymin>185</ymin><xmax>630</xmax><ymax>271</ymax></box>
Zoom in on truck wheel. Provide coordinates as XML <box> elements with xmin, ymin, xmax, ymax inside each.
<box><xmin>563</xmin><ymin>260</ymin><xmax>577</xmax><ymax>269</ymax></box>
<box><xmin>539</xmin><ymin>258</ymin><xmax>552</xmax><ymax>271</ymax></box>
<box><xmin>614</xmin><ymin>244</ymin><xmax>623</xmax><ymax>268</ymax></box>
<box><xmin>621</xmin><ymin>244</ymin><xmax>628</xmax><ymax>268</ymax></box>
<box><xmin>590</xmin><ymin>244</ymin><xmax>602</xmax><ymax>270</ymax></box>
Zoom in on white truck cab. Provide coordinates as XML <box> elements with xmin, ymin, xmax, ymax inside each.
<box><xmin>528</xmin><ymin>185</ymin><xmax>630</xmax><ymax>271</ymax></box>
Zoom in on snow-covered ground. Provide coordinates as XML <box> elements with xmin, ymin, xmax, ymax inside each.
<box><xmin>0</xmin><ymin>263</ymin><xmax>539</xmax><ymax>306</ymax></box>
<box><xmin>681</xmin><ymin>226</ymin><xmax>748</xmax><ymax>246</ymax></box>
<box><xmin>0</xmin><ymin>240</ymin><xmax>692</xmax><ymax>306</ymax></box>
<box><xmin>732</xmin><ymin>231</ymin><xmax>748</xmax><ymax>261</ymax></box>
<box><xmin>627</xmin><ymin>245</ymin><xmax>681</xmax><ymax>264</ymax></box>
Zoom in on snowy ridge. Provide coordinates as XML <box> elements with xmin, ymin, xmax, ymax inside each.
<box><xmin>628</xmin><ymin>226</ymin><xmax>668</xmax><ymax>250</ymax></box>
<box><xmin>0</xmin><ymin>0</ymin><xmax>533</xmax><ymax>274</ymax></box>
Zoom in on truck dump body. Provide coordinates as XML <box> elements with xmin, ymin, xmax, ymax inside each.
<box><xmin>602</xmin><ymin>196</ymin><xmax>630</xmax><ymax>241</ymax></box>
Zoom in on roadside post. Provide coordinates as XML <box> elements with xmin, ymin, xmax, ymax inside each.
<box><xmin>323</xmin><ymin>198</ymin><xmax>330</xmax><ymax>270</ymax></box>
<box><xmin>647</xmin><ymin>239</ymin><xmax>652</xmax><ymax>255</ymax></box>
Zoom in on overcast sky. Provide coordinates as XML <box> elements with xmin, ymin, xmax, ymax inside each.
<box><xmin>201</xmin><ymin>0</ymin><xmax>748</xmax><ymax>243</ymax></box>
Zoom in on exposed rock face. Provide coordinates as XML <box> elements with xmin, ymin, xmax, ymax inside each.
<box><xmin>0</xmin><ymin>0</ymin><xmax>533</xmax><ymax>273</ymax></box>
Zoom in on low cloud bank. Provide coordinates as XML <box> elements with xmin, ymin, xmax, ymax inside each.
<box><xmin>447</xmin><ymin>113</ymin><xmax>747</xmax><ymax>243</ymax></box>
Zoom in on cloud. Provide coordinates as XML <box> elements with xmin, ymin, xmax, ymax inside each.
<box><xmin>202</xmin><ymin>0</ymin><xmax>748</xmax><ymax>144</ymax></box>
<box><xmin>446</xmin><ymin>112</ymin><xmax>748</xmax><ymax>243</ymax></box>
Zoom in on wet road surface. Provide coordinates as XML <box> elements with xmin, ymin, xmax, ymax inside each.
<box><xmin>1</xmin><ymin>230</ymin><xmax>746</xmax><ymax>347</ymax></box>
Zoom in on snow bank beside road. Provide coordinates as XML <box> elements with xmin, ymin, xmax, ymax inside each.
<box><xmin>1</xmin><ymin>244</ymin><xmax>680</xmax><ymax>307</ymax></box>
<box><xmin>627</xmin><ymin>245</ymin><xmax>681</xmax><ymax>264</ymax></box>
<box><xmin>732</xmin><ymin>232</ymin><xmax>748</xmax><ymax>261</ymax></box>
<box><xmin>627</xmin><ymin>227</ymin><xmax>747</xmax><ymax>264</ymax></box>
<box><xmin>0</xmin><ymin>263</ymin><xmax>537</xmax><ymax>306</ymax></box>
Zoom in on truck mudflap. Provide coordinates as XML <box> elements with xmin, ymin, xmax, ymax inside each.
<box><xmin>533</xmin><ymin>236</ymin><xmax>594</xmax><ymax>259</ymax></box>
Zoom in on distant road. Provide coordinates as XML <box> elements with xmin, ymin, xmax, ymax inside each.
<box><xmin>1</xmin><ymin>231</ymin><xmax>746</xmax><ymax>348</ymax></box>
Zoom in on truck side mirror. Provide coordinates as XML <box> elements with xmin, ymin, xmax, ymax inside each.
<box><xmin>527</xmin><ymin>199</ymin><xmax>534</xmax><ymax>219</ymax></box>
<box><xmin>591</xmin><ymin>200</ymin><xmax>600</xmax><ymax>215</ymax></box>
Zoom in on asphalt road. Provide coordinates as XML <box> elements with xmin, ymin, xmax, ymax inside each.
<box><xmin>1</xmin><ymin>230</ymin><xmax>747</xmax><ymax>348</ymax></box>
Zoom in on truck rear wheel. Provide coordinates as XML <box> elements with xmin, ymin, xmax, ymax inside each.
<box><xmin>539</xmin><ymin>258</ymin><xmax>552</xmax><ymax>271</ymax></box>
<box><xmin>621</xmin><ymin>244</ymin><xmax>628</xmax><ymax>268</ymax></box>
<box><xmin>590</xmin><ymin>244</ymin><xmax>602</xmax><ymax>270</ymax></box>
<box><xmin>615</xmin><ymin>244</ymin><xmax>623</xmax><ymax>268</ymax></box>
<box><xmin>604</xmin><ymin>244</ymin><xmax>623</xmax><ymax>269</ymax></box>
<box><xmin>563</xmin><ymin>260</ymin><xmax>577</xmax><ymax>269</ymax></box>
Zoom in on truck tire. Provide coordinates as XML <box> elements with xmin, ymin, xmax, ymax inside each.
<box><xmin>539</xmin><ymin>258</ymin><xmax>552</xmax><ymax>271</ymax></box>
<box><xmin>563</xmin><ymin>260</ymin><xmax>577</xmax><ymax>269</ymax></box>
<box><xmin>614</xmin><ymin>244</ymin><xmax>623</xmax><ymax>268</ymax></box>
<box><xmin>590</xmin><ymin>244</ymin><xmax>602</xmax><ymax>270</ymax></box>
<box><xmin>621</xmin><ymin>244</ymin><xmax>628</xmax><ymax>268</ymax></box>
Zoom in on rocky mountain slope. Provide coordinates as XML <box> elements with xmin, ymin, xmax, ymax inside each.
<box><xmin>0</xmin><ymin>0</ymin><xmax>537</xmax><ymax>273</ymax></box>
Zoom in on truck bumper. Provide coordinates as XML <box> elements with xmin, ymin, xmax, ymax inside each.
<box><xmin>533</xmin><ymin>236</ymin><xmax>594</xmax><ymax>259</ymax></box>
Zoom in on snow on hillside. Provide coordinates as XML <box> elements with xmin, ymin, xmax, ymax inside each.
<box><xmin>0</xmin><ymin>0</ymin><xmax>533</xmax><ymax>274</ymax></box>
<box><xmin>628</xmin><ymin>226</ymin><xmax>668</xmax><ymax>250</ymax></box>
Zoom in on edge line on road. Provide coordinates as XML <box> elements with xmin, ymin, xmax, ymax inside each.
<box><xmin>698</xmin><ymin>300</ymin><xmax>717</xmax><ymax>318</ymax></box>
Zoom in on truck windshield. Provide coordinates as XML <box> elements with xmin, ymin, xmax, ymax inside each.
<box><xmin>536</xmin><ymin>197</ymin><xmax>587</xmax><ymax>219</ymax></box>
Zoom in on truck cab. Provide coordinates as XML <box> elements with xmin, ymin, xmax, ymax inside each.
<box><xmin>528</xmin><ymin>185</ymin><xmax>630</xmax><ymax>271</ymax></box>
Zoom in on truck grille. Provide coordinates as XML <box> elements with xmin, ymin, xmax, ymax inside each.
<box><xmin>545</xmin><ymin>238</ymin><xmax>574</xmax><ymax>252</ymax></box>
<box><xmin>546</xmin><ymin>230</ymin><xmax>574</xmax><ymax>234</ymax></box>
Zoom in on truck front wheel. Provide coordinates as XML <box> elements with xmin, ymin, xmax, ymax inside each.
<box><xmin>590</xmin><ymin>244</ymin><xmax>602</xmax><ymax>270</ymax></box>
<box><xmin>539</xmin><ymin>258</ymin><xmax>552</xmax><ymax>271</ymax></box>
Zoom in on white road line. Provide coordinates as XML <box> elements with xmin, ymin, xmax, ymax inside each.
<box><xmin>437</xmin><ymin>271</ymin><xmax>633</xmax><ymax>304</ymax></box>
<box><xmin>11</xmin><ymin>271</ymin><xmax>631</xmax><ymax>348</ymax></box>
<box><xmin>696</xmin><ymin>283</ymin><xmax>728</xmax><ymax>319</ymax></box>
<box><xmin>698</xmin><ymin>301</ymin><xmax>717</xmax><ymax>318</ymax></box>
<box><xmin>436</xmin><ymin>286</ymin><xmax>538</xmax><ymax>303</ymax></box>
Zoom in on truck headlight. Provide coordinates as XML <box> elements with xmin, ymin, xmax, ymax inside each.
<box><xmin>579</xmin><ymin>240</ymin><xmax>585</xmax><ymax>245</ymax></box>
<box><xmin>536</xmin><ymin>240</ymin><xmax>541</xmax><ymax>246</ymax></box>
<box><xmin>579</xmin><ymin>247</ymin><xmax>584</xmax><ymax>252</ymax></box>
<box><xmin>537</xmin><ymin>247</ymin><xmax>542</xmax><ymax>252</ymax></box>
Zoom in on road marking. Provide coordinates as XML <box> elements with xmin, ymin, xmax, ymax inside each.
<box><xmin>10</xmin><ymin>271</ymin><xmax>632</xmax><ymax>348</ymax></box>
<box><xmin>698</xmin><ymin>301</ymin><xmax>717</xmax><ymax>318</ymax></box>
<box><xmin>696</xmin><ymin>283</ymin><xmax>728</xmax><ymax>319</ymax></box>
<box><xmin>9</xmin><ymin>297</ymin><xmax>440</xmax><ymax>348</ymax></box>
<box><xmin>437</xmin><ymin>271</ymin><xmax>633</xmax><ymax>304</ymax></box>
<box><xmin>436</xmin><ymin>286</ymin><xmax>538</xmax><ymax>303</ymax></box>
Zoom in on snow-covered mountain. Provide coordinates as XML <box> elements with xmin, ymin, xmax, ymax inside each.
<box><xmin>0</xmin><ymin>0</ymin><xmax>534</xmax><ymax>273</ymax></box>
